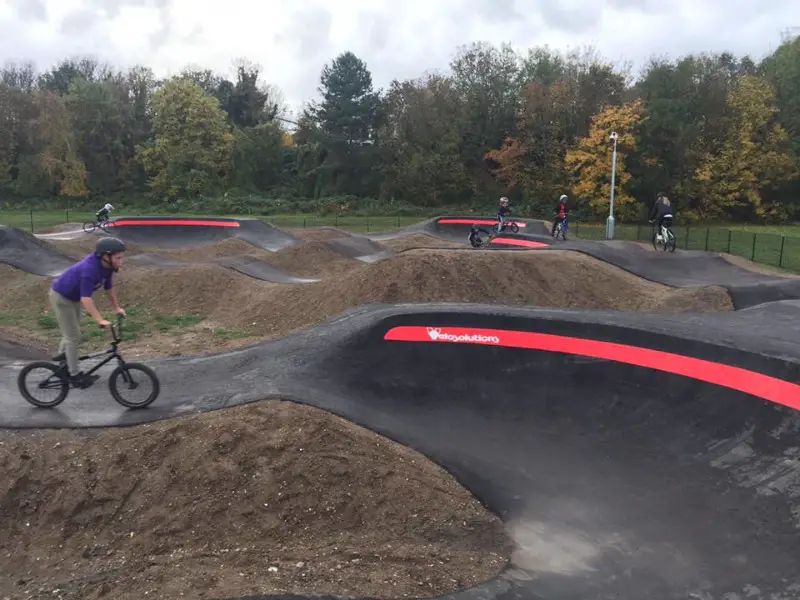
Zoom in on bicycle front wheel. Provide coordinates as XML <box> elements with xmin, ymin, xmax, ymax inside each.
<box><xmin>108</xmin><ymin>363</ymin><xmax>161</xmax><ymax>408</ymax></box>
<box><xmin>109</xmin><ymin>362</ymin><xmax>160</xmax><ymax>408</ymax></box>
<box><xmin>18</xmin><ymin>361</ymin><xmax>69</xmax><ymax>408</ymax></box>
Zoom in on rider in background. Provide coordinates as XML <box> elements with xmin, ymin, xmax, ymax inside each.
<box><xmin>551</xmin><ymin>194</ymin><xmax>569</xmax><ymax>238</ymax></box>
<box><xmin>497</xmin><ymin>197</ymin><xmax>511</xmax><ymax>233</ymax></box>
<box><xmin>49</xmin><ymin>237</ymin><xmax>128</xmax><ymax>388</ymax></box>
<box><xmin>96</xmin><ymin>203</ymin><xmax>114</xmax><ymax>223</ymax></box>
<box><xmin>649</xmin><ymin>193</ymin><xmax>674</xmax><ymax>236</ymax></box>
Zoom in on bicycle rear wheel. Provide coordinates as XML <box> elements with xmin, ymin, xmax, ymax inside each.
<box><xmin>653</xmin><ymin>231</ymin><xmax>668</xmax><ymax>251</ymax></box>
<box><xmin>18</xmin><ymin>361</ymin><xmax>69</xmax><ymax>408</ymax></box>
<box><xmin>83</xmin><ymin>221</ymin><xmax>97</xmax><ymax>233</ymax></box>
<box><xmin>109</xmin><ymin>362</ymin><xmax>160</xmax><ymax>408</ymax></box>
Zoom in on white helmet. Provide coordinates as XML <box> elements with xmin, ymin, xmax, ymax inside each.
<box><xmin>559</xmin><ymin>195</ymin><xmax>568</xmax><ymax>202</ymax></box>
<box><xmin>500</xmin><ymin>197</ymin><xmax>509</xmax><ymax>205</ymax></box>
<box><xmin>105</xmin><ymin>203</ymin><xmax>113</xmax><ymax>210</ymax></box>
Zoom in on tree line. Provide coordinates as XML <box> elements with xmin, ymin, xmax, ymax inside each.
<box><xmin>1</xmin><ymin>37</ymin><xmax>799</xmax><ymax>223</ymax></box>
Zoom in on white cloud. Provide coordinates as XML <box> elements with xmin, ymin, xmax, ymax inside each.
<box><xmin>0</xmin><ymin>0</ymin><xmax>796</xmax><ymax>115</ymax></box>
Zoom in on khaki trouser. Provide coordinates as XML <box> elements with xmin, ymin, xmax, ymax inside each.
<box><xmin>48</xmin><ymin>288</ymin><xmax>82</xmax><ymax>376</ymax></box>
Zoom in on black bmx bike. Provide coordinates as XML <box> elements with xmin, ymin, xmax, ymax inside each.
<box><xmin>17</xmin><ymin>315</ymin><xmax>160</xmax><ymax>409</ymax></box>
<box><xmin>83</xmin><ymin>216</ymin><xmax>113</xmax><ymax>233</ymax></box>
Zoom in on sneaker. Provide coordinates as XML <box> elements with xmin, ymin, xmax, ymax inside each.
<box><xmin>69</xmin><ymin>371</ymin><xmax>99</xmax><ymax>389</ymax></box>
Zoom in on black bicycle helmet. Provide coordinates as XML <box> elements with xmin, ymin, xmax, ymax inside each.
<box><xmin>95</xmin><ymin>237</ymin><xmax>126</xmax><ymax>257</ymax></box>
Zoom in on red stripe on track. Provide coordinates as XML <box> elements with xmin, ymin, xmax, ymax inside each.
<box><xmin>383</xmin><ymin>326</ymin><xmax>800</xmax><ymax>410</ymax></box>
<box><xmin>108</xmin><ymin>219</ymin><xmax>240</xmax><ymax>227</ymax></box>
<box><xmin>438</xmin><ymin>219</ymin><xmax>528</xmax><ymax>228</ymax></box>
<box><xmin>490</xmin><ymin>238</ymin><xmax>548</xmax><ymax>248</ymax></box>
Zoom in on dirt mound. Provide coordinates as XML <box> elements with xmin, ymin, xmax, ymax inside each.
<box><xmin>291</xmin><ymin>249</ymin><xmax>732</xmax><ymax>315</ymax></box>
<box><xmin>265</xmin><ymin>241</ymin><xmax>362</xmax><ymax>278</ymax></box>
<box><xmin>290</xmin><ymin>227</ymin><xmax>352</xmax><ymax>242</ymax></box>
<box><xmin>159</xmin><ymin>238</ymin><xmax>267</xmax><ymax>260</ymax></box>
<box><xmin>383</xmin><ymin>234</ymin><xmax>463</xmax><ymax>251</ymax></box>
<box><xmin>0</xmin><ymin>401</ymin><xmax>510</xmax><ymax>600</ymax></box>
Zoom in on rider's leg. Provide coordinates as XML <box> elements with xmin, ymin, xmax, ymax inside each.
<box><xmin>48</xmin><ymin>288</ymin><xmax>83</xmax><ymax>378</ymax></box>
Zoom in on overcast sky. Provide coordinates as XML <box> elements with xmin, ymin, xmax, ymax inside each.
<box><xmin>1</xmin><ymin>0</ymin><xmax>797</xmax><ymax>117</ymax></box>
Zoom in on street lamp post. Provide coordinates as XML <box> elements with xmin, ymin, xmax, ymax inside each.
<box><xmin>606</xmin><ymin>131</ymin><xmax>618</xmax><ymax>240</ymax></box>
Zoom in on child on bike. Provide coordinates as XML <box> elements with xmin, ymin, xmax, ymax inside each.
<box><xmin>497</xmin><ymin>197</ymin><xmax>511</xmax><ymax>233</ymax></box>
<box><xmin>551</xmin><ymin>194</ymin><xmax>569</xmax><ymax>238</ymax></box>
<box><xmin>49</xmin><ymin>237</ymin><xmax>127</xmax><ymax>388</ymax></box>
<box><xmin>95</xmin><ymin>203</ymin><xmax>114</xmax><ymax>223</ymax></box>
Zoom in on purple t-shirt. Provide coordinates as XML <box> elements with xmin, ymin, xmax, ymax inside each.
<box><xmin>51</xmin><ymin>253</ymin><xmax>114</xmax><ymax>302</ymax></box>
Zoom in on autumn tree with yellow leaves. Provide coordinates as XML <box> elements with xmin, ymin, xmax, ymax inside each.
<box><xmin>564</xmin><ymin>100</ymin><xmax>645</xmax><ymax>220</ymax></box>
<box><xmin>694</xmin><ymin>74</ymin><xmax>797</xmax><ymax>220</ymax></box>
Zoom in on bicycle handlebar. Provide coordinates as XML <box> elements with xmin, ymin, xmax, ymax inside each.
<box><xmin>110</xmin><ymin>314</ymin><xmax>125</xmax><ymax>343</ymax></box>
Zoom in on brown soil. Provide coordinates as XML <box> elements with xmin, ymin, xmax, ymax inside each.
<box><xmin>159</xmin><ymin>238</ymin><xmax>267</xmax><ymax>260</ymax></box>
<box><xmin>263</xmin><ymin>241</ymin><xmax>363</xmax><ymax>278</ymax></box>
<box><xmin>0</xmin><ymin>250</ymin><xmax>734</xmax><ymax>358</ymax></box>
<box><xmin>289</xmin><ymin>227</ymin><xmax>352</xmax><ymax>242</ymax></box>
<box><xmin>383</xmin><ymin>234</ymin><xmax>463</xmax><ymax>252</ymax></box>
<box><xmin>0</xmin><ymin>401</ymin><xmax>510</xmax><ymax>600</ymax></box>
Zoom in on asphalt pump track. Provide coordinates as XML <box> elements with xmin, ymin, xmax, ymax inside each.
<box><xmin>2</xmin><ymin>216</ymin><xmax>800</xmax><ymax>599</ymax></box>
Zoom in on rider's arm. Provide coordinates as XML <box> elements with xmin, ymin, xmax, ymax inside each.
<box><xmin>79</xmin><ymin>277</ymin><xmax>106</xmax><ymax>325</ymax></box>
<box><xmin>80</xmin><ymin>296</ymin><xmax>105</xmax><ymax>325</ymax></box>
<box><xmin>106</xmin><ymin>287</ymin><xmax>121</xmax><ymax>312</ymax></box>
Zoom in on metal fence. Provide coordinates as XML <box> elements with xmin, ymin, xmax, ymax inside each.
<box><xmin>572</xmin><ymin>221</ymin><xmax>800</xmax><ymax>273</ymax></box>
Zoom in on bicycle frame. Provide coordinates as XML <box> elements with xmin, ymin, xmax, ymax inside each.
<box><xmin>48</xmin><ymin>318</ymin><xmax>127</xmax><ymax>381</ymax></box>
